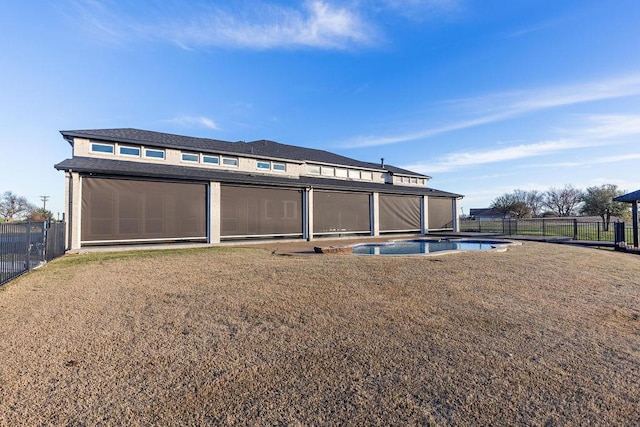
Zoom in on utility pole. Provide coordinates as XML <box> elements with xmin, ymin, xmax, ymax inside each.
<box><xmin>40</xmin><ymin>195</ymin><xmax>49</xmax><ymax>211</ymax></box>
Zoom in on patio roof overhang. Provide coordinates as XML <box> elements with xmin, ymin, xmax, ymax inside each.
<box><xmin>614</xmin><ymin>189</ymin><xmax>639</xmax><ymax>248</ymax></box>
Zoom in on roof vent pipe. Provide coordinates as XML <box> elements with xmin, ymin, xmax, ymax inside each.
<box><xmin>381</xmin><ymin>157</ymin><xmax>384</xmax><ymax>167</ymax></box>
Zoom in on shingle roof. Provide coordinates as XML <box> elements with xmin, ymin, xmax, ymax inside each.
<box><xmin>60</xmin><ymin>128</ymin><xmax>429</xmax><ymax>177</ymax></box>
<box><xmin>614</xmin><ymin>189</ymin><xmax>640</xmax><ymax>203</ymax></box>
<box><xmin>54</xmin><ymin>156</ymin><xmax>461</xmax><ymax>198</ymax></box>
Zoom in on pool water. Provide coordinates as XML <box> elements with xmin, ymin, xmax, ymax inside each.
<box><xmin>352</xmin><ymin>240</ymin><xmax>499</xmax><ymax>255</ymax></box>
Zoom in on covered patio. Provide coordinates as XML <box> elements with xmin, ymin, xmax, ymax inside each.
<box><xmin>613</xmin><ymin>189</ymin><xmax>639</xmax><ymax>248</ymax></box>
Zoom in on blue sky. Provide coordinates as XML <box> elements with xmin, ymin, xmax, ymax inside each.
<box><xmin>2</xmin><ymin>0</ymin><xmax>640</xmax><ymax>218</ymax></box>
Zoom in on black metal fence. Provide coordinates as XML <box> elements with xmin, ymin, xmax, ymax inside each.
<box><xmin>459</xmin><ymin>218</ymin><xmax>634</xmax><ymax>243</ymax></box>
<box><xmin>0</xmin><ymin>221</ymin><xmax>66</xmax><ymax>286</ymax></box>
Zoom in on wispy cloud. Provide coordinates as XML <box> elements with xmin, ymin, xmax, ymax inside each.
<box><xmin>167</xmin><ymin>1</ymin><xmax>376</xmax><ymax>50</ymax></box>
<box><xmin>343</xmin><ymin>74</ymin><xmax>640</xmax><ymax>148</ymax></box>
<box><xmin>67</xmin><ymin>1</ymin><xmax>379</xmax><ymax>50</ymax></box>
<box><xmin>527</xmin><ymin>153</ymin><xmax>640</xmax><ymax>169</ymax></box>
<box><xmin>169</xmin><ymin>116</ymin><xmax>219</xmax><ymax>130</ymax></box>
<box><xmin>574</xmin><ymin>114</ymin><xmax>640</xmax><ymax>140</ymax></box>
<box><xmin>378</xmin><ymin>0</ymin><xmax>461</xmax><ymax>19</ymax></box>
<box><xmin>401</xmin><ymin>139</ymin><xmax>600</xmax><ymax>174</ymax></box>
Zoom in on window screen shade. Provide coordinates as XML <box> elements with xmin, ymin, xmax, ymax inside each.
<box><xmin>379</xmin><ymin>194</ymin><xmax>421</xmax><ymax>231</ymax></box>
<box><xmin>428</xmin><ymin>197</ymin><xmax>454</xmax><ymax>229</ymax></box>
<box><xmin>313</xmin><ymin>191</ymin><xmax>370</xmax><ymax>234</ymax></box>
<box><xmin>221</xmin><ymin>186</ymin><xmax>303</xmax><ymax>237</ymax></box>
<box><xmin>81</xmin><ymin>178</ymin><xmax>207</xmax><ymax>242</ymax></box>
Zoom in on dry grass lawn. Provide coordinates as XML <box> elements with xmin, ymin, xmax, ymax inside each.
<box><xmin>0</xmin><ymin>240</ymin><xmax>639</xmax><ymax>425</ymax></box>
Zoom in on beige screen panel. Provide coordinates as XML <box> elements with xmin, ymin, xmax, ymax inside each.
<box><xmin>428</xmin><ymin>197</ymin><xmax>454</xmax><ymax>230</ymax></box>
<box><xmin>81</xmin><ymin>178</ymin><xmax>207</xmax><ymax>243</ymax></box>
<box><xmin>379</xmin><ymin>194</ymin><xmax>421</xmax><ymax>232</ymax></box>
<box><xmin>220</xmin><ymin>186</ymin><xmax>303</xmax><ymax>237</ymax></box>
<box><xmin>313</xmin><ymin>191</ymin><xmax>370</xmax><ymax>234</ymax></box>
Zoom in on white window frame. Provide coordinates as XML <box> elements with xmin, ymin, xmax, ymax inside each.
<box><xmin>335</xmin><ymin>168</ymin><xmax>348</xmax><ymax>178</ymax></box>
<box><xmin>222</xmin><ymin>156</ymin><xmax>238</xmax><ymax>167</ymax></box>
<box><xmin>181</xmin><ymin>152</ymin><xmax>200</xmax><ymax>163</ymax></box>
<box><xmin>144</xmin><ymin>148</ymin><xmax>165</xmax><ymax>160</ymax></box>
<box><xmin>321</xmin><ymin>166</ymin><xmax>335</xmax><ymax>177</ymax></box>
<box><xmin>202</xmin><ymin>155</ymin><xmax>220</xmax><ymax>165</ymax></box>
<box><xmin>119</xmin><ymin>145</ymin><xmax>141</xmax><ymax>157</ymax></box>
<box><xmin>308</xmin><ymin>165</ymin><xmax>321</xmax><ymax>175</ymax></box>
<box><xmin>90</xmin><ymin>142</ymin><xmax>115</xmax><ymax>154</ymax></box>
<box><xmin>257</xmin><ymin>161</ymin><xmax>271</xmax><ymax>170</ymax></box>
<box><xmin>348</xmin><ymin>169</ymin><xmax>360</xmax><ymax>179</ymax></box>
<box><xmin>272</xmin><ymin>163</ymin><xmax>286</xmax><ymax>172</ymax></box>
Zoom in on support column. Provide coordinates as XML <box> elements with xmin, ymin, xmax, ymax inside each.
<box><xmin>633</xmin><ymin>200</ymin><xmax>638</xmax><ymax>248</ymax></box>
<box><xmin>68</xmin><ymin>172</ymin><xmax>82</xmax><ymax>250</ymax></box>
<box><xmin>64</xmin><ymin>172</ymin><xmax>71</xmax><ymax>250</ymax></box>
<box><xmin>208</xmin><ymin>182</ymin><xmax>221</xmax><ymax>244</ymax></box>
<box><xmin>421</xmin><ymin>195</ymin><xmax>429</xmax><ymax>235</ymax></box>
<box><xmin>371</xmin><ymin>192</ymin><xmax>380</xmax><ymax>236</ymax></box>
<box><xmin>305</xmin><ymin>188</ymin><xmax>314</xmax><ymax>241</ymax></box>
<box><xmin>452</xmin><ymin>198</ymin><xmax>460</xmax><ymax>232</ymax></box>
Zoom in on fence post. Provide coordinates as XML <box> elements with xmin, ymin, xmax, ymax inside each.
<box><xmin>573</xmin><ymin>219</ymin><xmax>578</xmax><ymax>240</ymax></box>
<box><xmin>25</xmin><ymin>221</ymin><xmax>31</xmax><ymax>270</ymax></box>
<box><xmin>597</xmin><ymin>222</ymin><xmax>600</xmax><ymax>241</ymax></box>
<box><xmin>614</xmin><ymin>222</ymin><xmax>625</xmax><ymax>250</ymax></box>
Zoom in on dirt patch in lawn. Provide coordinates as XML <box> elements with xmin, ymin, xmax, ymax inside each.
<box><xmin>0</xmin><ymin>242</ymin><xmax>639</xmax><ymax>425</ymax></box>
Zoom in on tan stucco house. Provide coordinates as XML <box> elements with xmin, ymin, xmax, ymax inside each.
<box><xmin>55</xmin><ymin>128</ymin><xmax>462</xmax><ymax>249</ymax></box>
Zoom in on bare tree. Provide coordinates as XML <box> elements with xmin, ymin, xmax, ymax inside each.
<box><xmin>519</xmin><ymin>189</ymin><xmax>544</xmax><ymax>217</ymax></box>
<box><xmin>0</xmin><ymin>191</ymin><xmax>34</xmax><ymax>222</ymax></box>
<box><xmin>544</xmin><ymin>185</ymin><xmax>583</xmax><ymax>217</ymax></box>
<box><xmin>490</xmin><ymin>192</ymin><xmax>531</xmax><ymax>218</ymax></box>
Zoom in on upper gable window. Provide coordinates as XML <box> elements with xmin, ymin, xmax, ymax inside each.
<box><xmin>272</xmin><ymin>163</ymin><xmax>286</xmax><ymax>172</ymax></box>
<box><xmin>181</xmin><ymin>152</ymin><xmax>199</xmax><ymax>162</ymax></box>
<box><xmin>222</xmin><ymin>157</ymin><xmax>238</xmax><ymax>167</ymax></box>
<box><xmin>321</xmin><ymin>166</ymin><xmax>335</xmax><ymax>177</ymax></box>
<box><xmin>335</xmin><ymin>168</ymin><xmax>348</xmax><ymax>178</ymax></box>
<box><xmin>360</xmin><ymin>171</ymin><xmax>373</xmax><ymax>180</ymax></box>
<box><xmin>91</xmin><ymin>142</ymin><xmax>114</xmax><ymax>154</ymax></box>
<box><xmin>348</xmin><ymin>169</ymin><xmax>360</xmax><ymax>179</ymax></box>
<box><xmin>144</xmin><ymin>148</ymin><xmax>165</xmax><ymax>159</ymax></box>
<box><xmin>119</xmin><ymin>146</ymin><xmax>140</xmax><ymax>157</ymax></box>
<box><xmin>308</xmin><ymin>165</ymin><xmax>321</xmax><ymax>175</ymax></box>
<box><xmin>410</xmin><ymin>177</ymin><xmax>418</xmax><ymax>184</ymax></box>
<box><xmin>202</xmin><ymin>155</ymin><xmax>219</xmax><ymax>165</ymax></box>
<box><xmin>257</xmin><ymin>161</ymin><xmax>271</xmax><ymax>170</ymax></box>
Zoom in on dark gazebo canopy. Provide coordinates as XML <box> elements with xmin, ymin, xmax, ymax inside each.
<box><xmin>614</xmin><ymin>189</ymin><xmax>639</xmax><ymax>248</ymax></box>
<box><xmin>613</xmin><ymin>189</ymin><xmax>640</xmax><ymax>203</ymax></box>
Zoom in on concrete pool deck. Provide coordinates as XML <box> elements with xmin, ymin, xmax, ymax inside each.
<box><xmin>66</xmin><ymin>231</ymin><xmax>617</xmax><ymax>256</ymax></box>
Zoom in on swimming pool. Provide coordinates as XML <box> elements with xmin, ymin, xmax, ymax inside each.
<box><xmin>352</xmin><ymin>239</ymin><xmax>510</xmax><ymax>255</ymax></box>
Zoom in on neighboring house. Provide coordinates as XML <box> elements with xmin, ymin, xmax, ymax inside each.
<box><xmin>468</xmin><ymin>208</ymin><xmax>508</xmax><ymax>220</ymax></box>
<box><xmin>55</xmin><ymin>128</ymin><xmax>463</xmax><ymax>249</ymax></box>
